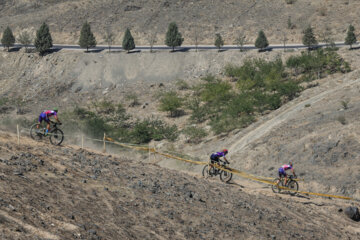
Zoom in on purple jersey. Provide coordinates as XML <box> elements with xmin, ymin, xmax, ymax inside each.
<box><xmin>214</xmin><ymin>152</ymin><xmax>226</xmax><ymax>158</ymax></box>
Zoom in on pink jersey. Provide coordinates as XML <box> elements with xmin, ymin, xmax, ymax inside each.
<box><xmin>44</xmin><ymin>110</ymin><xmax>57</xmax><ymax>117</ymax></box>
<box><xmin>281</xmin><ymin>164</ymin><xmax>292</xmax><ymax>171</ymax></box>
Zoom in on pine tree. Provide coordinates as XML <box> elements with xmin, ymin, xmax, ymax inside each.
<box><xmin>302</xmin><ymin>25</ymin><xmax>317</xmax><ymax>50</ymax></box>
<box><xmin>255</xmin><ymin>30</ymin><xmax>269</xmax><ymax>50</ymax></box>
<box><xmin>79</xmin><ymin>21</ymin><xmax>96</xmax><ymax>52</ymax></box>
<box><xmin>122</xmin><ymin>28</ymin><xmax>135</xmax><ymax>53</ymax></box>
<box><xmin>165</xmin><ymin>22</ymin><xmax>184</xmax><ymax>52</ymax></box>
<box><xmin>1</xmin><ymin>26</ymin><xmax>15</xmax><ymax>51</ymax></box>
<box><xmin>214</xmin><ymin>33</ymin><xmax>224</xmax><ymax>52</ymax></box>
<box><xmin>345</xmin><ymin>24</ymin><xmax>356</xmax><ymax>49</ymax></box>
<box><xmin>34</xmin><ymin>23</ymin><xmax>53</xmax><ymax>55</ymax></box>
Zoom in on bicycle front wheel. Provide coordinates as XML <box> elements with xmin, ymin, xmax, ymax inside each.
<box><xmin>287</xmin><ymin>180</ymin><xmax>299</xmax><ymax>195</ymax></box>
<box><xmin>49</xmin><ymin>128</ymin><xmax>64</xmax><ymax>146</ymax></box>
<box><xmin>30</xmin><ymin>123</ymin><xmax>43</xmax><ymax>141</ymax></box>
<box><xmin>220</xmin><ymin>170</ymin><xmax>233</xmax><ymax>183</ymax></box>
<box><xmin>271</xmin><ymin>178</ymin><xmax>282</xmax><ymax>193</ymax></box>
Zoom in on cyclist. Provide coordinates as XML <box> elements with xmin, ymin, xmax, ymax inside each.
<box><xmin>37</xmin><ymin>107</ymin><xmax>61</xmax><ymax>135</ymax></box>
<box><xmin>277</xmin><ymin>162</ymin><xmax>296</xmax><ymax>186</ymax></box>
<box><xmin>208</xmin><ymin>149</ymin><xmax>229</xmax><ymax>175</ymax></box>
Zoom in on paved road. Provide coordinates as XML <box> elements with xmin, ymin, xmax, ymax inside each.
<box><xmin>0</xmin><ymin>42</ymin><xmax>353</xmax><ymax>52</ymax></box>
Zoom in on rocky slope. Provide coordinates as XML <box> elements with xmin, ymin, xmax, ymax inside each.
<box><xmin>0</xmin><ymin>131</ymin><xmax>359</xmax><ymax>239</ymax></box>
<box><xmin>0</xmin><ymin>0</ymin><xmax>359</xmax><ymax>45</ymax></box>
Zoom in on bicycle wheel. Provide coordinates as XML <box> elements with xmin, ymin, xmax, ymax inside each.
<box><xmin>30</xmin><ymin>123</ymin><xmax>43</xmax><ymax>141</ymax></box>
<box><xmin>202</xmin><ymin>165</ymin><xmax>216</xmax><ymax>178</ymax></box>
<box><xmin>271</xmin><ymin>178</ymin><xmax>283</xmax><ymax>193</ymax></box>
<box><xmin>220</xmin><ymin>169</ymin><xmax>233</xmax><ymax>183</ymax></box>
<box><xmin>49</xmin><ymin>128</ymin><xmax>64</xmax><ymax>146</ymax></box>
<box><xmin>287</xmin><ymin>180</ymin><xmax>299</xmax><ymax>195</ymax></box>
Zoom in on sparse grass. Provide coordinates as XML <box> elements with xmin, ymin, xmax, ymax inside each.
<box><xmin>285</xmin><ymin>0</ymin><xmax>296</xmax><ymax>4</ymax></box>
<box><xmin>340</xmin><ymin>99</ymin><xmax>350</xmax><ymax>110</ymax></box>
<box><xmin>92</xmin><ymin>100</ymin><xmax>115</xmax><ymax>114</ymax></box>
<box><xmin>176</xmin><ymin>79</ymin><xmax>190</xmax><ymax>90</ymax></box>
<box><xmin>318</xmin><ymin>5</ymin><xmax>327</xmax><ymax>16</ymax></box>
<box><xmin>125</xmin><ymin>93</ymin><xmax>140</xmax><ymax>107</ymax></box>
<box><xmin>0</xmin><ymin>97</ymin><xmax>9</xmax><ymax>106</ymax></box>
<box><xmin>305</xmin><ymin>103</ymin><xmax>311</xmax><ymax>108</ymax></box>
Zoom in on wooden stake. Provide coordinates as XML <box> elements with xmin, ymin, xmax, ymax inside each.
<box><xmin>17</xmin><ymin>124</ymin><xmax>20</xmax><ymax>145</ymax></box>
<box><xmin>103</xmin><ymin>132</ymin><xmax>106</xmax><ymax>153</ymax></box>
<box><xmin>81</xmin><ymin>135</ymin><xmax>84</xmax><ymax>149</ymax></box>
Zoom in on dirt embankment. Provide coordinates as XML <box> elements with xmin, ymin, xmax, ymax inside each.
<box><xmin>0</xmin><ymin>132</ymin><xmax>359</xmax><ymax>239</ymax></box>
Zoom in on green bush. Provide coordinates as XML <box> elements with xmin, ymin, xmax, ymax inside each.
<box><xmin>159</xmin><ymin>91</ymin><xmax>183</xmax><ymax>117</ymax></box>
<box><xmin>187</xmin><ymin>98</ymin><xmax>208</xmax><ymax>123</ymax></box>
<box><xmin>183</xmin><ymin>126</ymin><xmax>208</xmax><ymax>143</ymax></box>
<box><xmin>130</xmin><ymin>118</ymin><xmax>178</xmax><ymax>143</ymax></box>
<box><xmin>200</xmin><ymin>79</ymin><xmax>233</xmax><ymax>103</ymax></box>
<box><xmin>286</xmin><ymin>49</ymin><xmax>351</xmax><ymax>78</ymax></box>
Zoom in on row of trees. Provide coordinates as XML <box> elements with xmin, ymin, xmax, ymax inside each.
<box><xmin>1</xmin><ymin>21</ymin><xmax>359</xmax><ymax>55</ymax></box>
<box><xmin>0</xmin><ymin>21</ymin><xmax>184</xmax><ymax>54</ymax></box>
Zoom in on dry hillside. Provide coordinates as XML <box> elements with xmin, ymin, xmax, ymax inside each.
<box><xmin>0</xmin><ymin>0</ymin><xmax>359</xmax><ymax>44</ymax></box>
<box><xmin>0</xmin><ymin>132</ymin><xmax>359</xmax><ymax>239</ymax></box>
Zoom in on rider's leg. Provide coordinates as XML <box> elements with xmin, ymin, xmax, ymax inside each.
<box><xmin>37</xmin><ymin>114</ymin><xmax>44</xmax><ymax>129</ymax></box>
<box><xmin>45</xmin><ymin>120</ymin><xmax>50</xmax><ymax>135</ymax></box>
<box><xmin>277</xmin><ymin>168</ymin><xmax>284</xmax><ymax>185</ymax></box>
<box><xmin>284</xmin><ymin>174</ymin><xmax>288</xmax><ymax>186</ymax></box>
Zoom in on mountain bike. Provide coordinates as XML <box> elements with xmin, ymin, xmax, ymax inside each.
<box><xmin>30</xmin><ymin>121</ymin><xmax>64</xmax><ymax>146</ymax></box>
<box><xmin>202</xmin><ymin>159</ymin><xmax>233</xmax><ymax>183</ymax></box>
<box><xmin>271</xmin><ymin>174</ymin><xmax>299</xmax><ymax>195</ymax></box>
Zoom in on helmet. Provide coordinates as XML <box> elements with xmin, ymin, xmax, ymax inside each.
<box><xmin>53</xmin><ymin>107</ymin><xmax>58</xmax><ymax>113</ymax></box>
<box><xmin>223</xmin><ymin>149</ymin><xmax>228</xmax><ymax>154</ymax></box>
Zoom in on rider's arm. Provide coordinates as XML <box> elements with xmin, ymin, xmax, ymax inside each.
<box><xmin>224</xmin><ymin>156</ymin><xmax>229</xmax><ymax>164</ymax></box>
<box><xmin>54</xmin><ymin>115</ymin><xmax>61</xmax><ymax>123</ymax></box>
<box><xmin>291</xmin><ymin>168</ymin><xmax>296</xmax><ymax>178</ymax></box>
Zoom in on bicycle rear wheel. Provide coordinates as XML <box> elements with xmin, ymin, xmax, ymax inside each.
<box><xmin>30</xmin><ymin>123</ymin><xmax>43</xmax><ymax>141</ymax></box>
<box><xmin>202</xmin><ymin>165</ymin><xmax>216</xmax><ymax>178</ymax></box>
<box><xmin>287</xmin><ymin>180</ymin><xmax>299</xmax><ymax>195</ymax></box>
<box><xmin>49</xmin><ymin>128</ymin><xmax>64</xmax><ymax>145</ymax></box>
<box><xmin>271</xmin><ymin>178</ymin><xmax>283</xmax><ymax>193</ymax></box>
<box><xmin>220</xmin><ymin>170</ymin><xmax>233</xmax><ymax>183</ymax></box>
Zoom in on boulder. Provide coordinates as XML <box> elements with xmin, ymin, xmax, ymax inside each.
<box><xmin>344</xmin><ymin>206</ymin><xmax>360</xmax><ymax>221</ymax></box>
